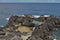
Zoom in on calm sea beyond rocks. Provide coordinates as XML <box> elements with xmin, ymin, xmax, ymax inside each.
<box><xmin>0</xmin><ymin>14</ymin><xmax>60</xmax><ymax>40</ymax></box>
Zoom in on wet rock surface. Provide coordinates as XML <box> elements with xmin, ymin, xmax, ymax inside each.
<box><xmin>0</xmin><ymin>15</ymin><xmax>60</xmax><ymax>40</ymax></box>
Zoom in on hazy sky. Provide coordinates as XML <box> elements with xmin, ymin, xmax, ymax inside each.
<box><xmin>0</xmin><ymin>0</ymin><xmax>60</xmax><ymax>3</ymax></box>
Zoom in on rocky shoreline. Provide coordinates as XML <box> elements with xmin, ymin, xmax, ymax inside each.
<box><xmin>0</xmin><ymin>14</ymin><xmax>60</xmax><ymax>40</ymax></box>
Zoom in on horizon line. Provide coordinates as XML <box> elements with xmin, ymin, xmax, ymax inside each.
<box><xmin>0</xmin><ymin>2</ymin><xmax>60</xmax><ymax>3</ymax></box>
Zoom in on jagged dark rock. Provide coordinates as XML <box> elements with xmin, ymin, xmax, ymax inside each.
<box><xmin>0</xmin><ymin>14</ymin><xmax>60</xmax><ymax>40</ymax></box>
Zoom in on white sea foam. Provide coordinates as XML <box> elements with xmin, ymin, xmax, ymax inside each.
<box><xmin>33</xmin><ymin>15</ymin><xmax>40</xmax><ymax>18</ymax></box>
<box><xmin>1</xmin><ymin>25</ymin><xmax>4</xmax><ymax>27</ymax></box>
<box><xmin>19</xmin><ymin>15</ymin><xmax>25</xmax><ymax>17</ymax></box>
<box><xmin>43</xmin><ymin>15</ymin><xmax>50</xmax><ymax>17</ymax></box>
<box><xmin>6</xmin><ymin>18</ymin><xmax>9</xmax><ymax>21</ymax></box>
<box><xmin>53</xmin><ymin>38</ymin><xmax>57</xmax><ymax>40</ymax></box>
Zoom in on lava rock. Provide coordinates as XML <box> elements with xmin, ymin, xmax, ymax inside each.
<box><xmin>0</xmin><ymin>14</ymin><xmax>60</xmax><ymax>40</ymax></box>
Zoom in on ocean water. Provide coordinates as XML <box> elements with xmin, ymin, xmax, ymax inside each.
<box><xmin>0</xmin><ymin>3</ymin><xmax>60</xmax><ymax>26</ymax></box>
<box><xmin>0</xmin><ymin>3</ymin><xmax>60</xmax><ymax>40</ymax></box>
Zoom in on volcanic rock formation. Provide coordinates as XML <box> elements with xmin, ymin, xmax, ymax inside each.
<box><xmin>0</xmin><ymin>14</ymin><xmax>60</xmax><ymax>40</ymax></box>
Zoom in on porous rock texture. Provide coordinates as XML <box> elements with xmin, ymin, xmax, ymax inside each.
<box><xmin>0</xmin><ymin>15</ymin><xmax>60</xmax><ymax>40</ymax></box>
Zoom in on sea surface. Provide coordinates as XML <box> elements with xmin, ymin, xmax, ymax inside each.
<box><xmin>0</xmin><ymin>3</ymin><xmax>60</xmax><ymax>40</ymax></box>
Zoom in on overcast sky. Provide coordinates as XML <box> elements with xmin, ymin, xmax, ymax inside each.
<box><xmin>0</xmin><ymin>0</ymin><xmax>60</xmax><ymax>3</ymax></box>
